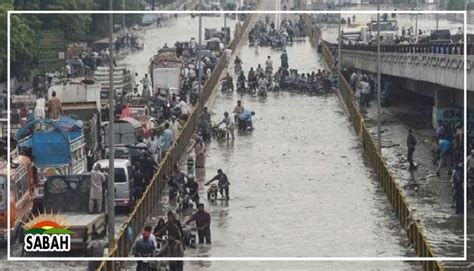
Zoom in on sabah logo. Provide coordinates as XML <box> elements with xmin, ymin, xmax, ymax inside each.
<box><xmin>23</xmin><ymin>210</ymin><xmax>74</xmax><ymax>252</ymax></box>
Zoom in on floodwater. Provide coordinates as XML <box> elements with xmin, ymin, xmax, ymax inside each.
<box><xmin>176</xmin><ymin>26</ymin><xmax>418</xmax><ymax>270</ymax></box>
<box><xmin>1</xmin><ymin>6</ymin><xmax>427</xmax><ymax>270</ymax></box>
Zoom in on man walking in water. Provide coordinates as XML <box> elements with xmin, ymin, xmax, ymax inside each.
<box><xmin>186</xmin><ymin>203</ymin><xmax>211</xmax><ymax>244</ymax></box>
<box><xmin>407</xmin><ymin>129</ymin><xmax>417</xmax><ymax>170</ymax></box>
<box><xmin>205</xmin><ymin>169</ymin><xmax>230</xmax><ymax>199</ymax></box>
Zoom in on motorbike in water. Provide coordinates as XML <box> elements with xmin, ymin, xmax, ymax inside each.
<box><xmin>135</xmin><ymin>252</ymin><xmax>156</xmax><ymax>271</ymax></box>
<box><xmin>234</xmin><ymin>63</ymin><xmax>242</xmax><ymax>75</ymax></box>
<box><xmin>182</xmin><ymin>225</ymin><xmax>198</xmax><ymax>249</ymax></box>
<box><xmin>207</xmin><ymin>183</ymin><xmax>219</xmax><ymax>201</ymax></box>
<box><xmin>212</xmin><ymin>123</ymin><xmax>229</xmax><ymax>140</ymax></box>
<box><xmin>238</xmin><ymin>119</ymin><xmax>253</xmax><ymax>131</ymax></box>
<box><xmin>221</xmin><ymin>80</ymin><xmax>228</xmax><ymax>92</ymax></box>
<box><xmin>237</xmin><ymin>80</ymin><xmax>246</xmax><ymax>93</ymax></box>
<box><xmin>258</xmin><ymin>85</ymin><xmax>267</xmax><ymax>97</ymax></box>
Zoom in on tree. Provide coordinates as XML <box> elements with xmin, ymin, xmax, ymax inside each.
<box><xmin>1</xmin><ymin>1</ymin><xmax>37</xmax><ymax>81</ymax></box>
<box><xmin>447</xmin><ymin>0</ymin><xmax>466</xmax><ymax>10</ymax></box>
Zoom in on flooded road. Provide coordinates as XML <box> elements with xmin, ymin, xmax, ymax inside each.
<box><xmin>177</xmin><ymin>12</ymin><xmax>419</xmax><ymax>270</ymax></box>
<box><xmin>1</xmin><ymin>8</ymin><xmax>427</xmax><ymax>271</ymax></box>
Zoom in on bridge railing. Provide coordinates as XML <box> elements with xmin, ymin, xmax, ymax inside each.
<box><xmin>317</xmin><ymin>30</ymin><xmax>445</xmax><ymax>271</ymax></box>
<box><xmin>96</xmin><ymin>11</ymin><xmax>256</xmax><ymax>271</ymax></box>
<box><xmin>340</xmin><ymin>43</ymin><xmax>473</xmax><ymax>55</ymax></box>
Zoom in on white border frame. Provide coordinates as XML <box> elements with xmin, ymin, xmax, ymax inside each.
<box><xmin>7</xmin><ymin>9</ymin><xmax>468</xmax><ymax>262</ymax></box>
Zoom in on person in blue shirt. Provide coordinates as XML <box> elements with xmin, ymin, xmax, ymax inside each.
<box><xmin>238</xmin><ymin>110</ymin><xmax>255</xmax><ymax>131</ymax></box>
<box><xmin>161</xmin><ymin>122</ymin><xmax>173</xmax><ymax>156</ymax></box>
<box><xmin>436</xmin><ymin>138</ymin><xmax>451</xmax><ymax>177</ymax></box>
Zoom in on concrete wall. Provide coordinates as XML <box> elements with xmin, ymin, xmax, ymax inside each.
<box><xmin>341</xmin><ymin>50</ymin><xmax>473</xmax><ymax>91</ymax></box>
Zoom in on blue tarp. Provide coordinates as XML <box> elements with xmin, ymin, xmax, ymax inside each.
<box><xmin>15</xmin><ymin>117</ymin><xmax>83</xmax><ymax>167</ymax></box>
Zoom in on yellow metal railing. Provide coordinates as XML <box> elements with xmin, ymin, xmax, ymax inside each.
<box><xmin>314</xmin><ymin>29</ymin><xmax>444</xmax><ymax>271</ymax></box>
<box><xmin>96</xmin><ymin>11</ymin><xmax>256</xmax><ymax>271</ymax></box>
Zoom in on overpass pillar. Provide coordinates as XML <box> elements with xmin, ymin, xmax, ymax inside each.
<box><xmin>432</xmin><ymin>88</ymin><xmax>462</xmax><ymax>131</ymax></box>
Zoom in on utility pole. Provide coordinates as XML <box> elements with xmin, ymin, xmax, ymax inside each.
<box><xmin>122</xmin><ymin>0</ymin><xmax>126</xmax><ymax>34</ymax></box>
<box><xmin>198</xmin><ymin>0</ymin><xmax>203</xmax><ymax>102</ymax></box>
<box><xmin>376</xmin><ymin>0</ymin><xmax>382</xmax><ymax>151</ymax></box>
<box><xmin>107</xmin><ymin>0</ymin><xmax>115</xmax><ymax>249</ymax></box>
<box><xmin>337</xmin><ymin>0</ymin><xmax>341</xmax><ymax>69</ymax></box>
<box><xmin>436</xmin><ymin>0</ymin><xmax>439</xmax><ymax>30</ymax></box>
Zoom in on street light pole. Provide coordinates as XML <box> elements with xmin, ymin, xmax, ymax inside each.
<box><xmin>122</xmin><ymin>0</ymin><xmax>126</xmax><ymax>34</ymax></box>
<box><xmin>337</xmin><ymin>0</ymin><xmax>341</xmax><ymax>68</ymax></box>
<box><xmin>107</xmin><ymin>0</ymin><xmax>115</xmax><ymax>249</ymax></box>
<box><xmin>436</xmin><ymin>0</ymin><xmax>439</xmax><ymax>30</ymax></box>
<box><xmin>376</xmin><ymin>0</ymin><xmax>382</xmax><ymax>151</ymax></box>
<box><xmin>198</xmin><ymin>0</ymin><xmax>203</xmax><ymax>102</ymax></box>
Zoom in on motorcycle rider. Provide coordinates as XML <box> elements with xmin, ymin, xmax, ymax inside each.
<box><xmin>238</xmin><ymin>110</ymin><xmax>255</xmax><ymax>131</ymax></box>
<box><xmin>217</xmin><ymin>111</ymin><xmax>235</xmax><ymax>140</ymax></box>
<box><xmin>221</xmin><ymin>72</ymin><xmax>234</xmax><ymax>92</ymax></box>
<box><xmin>185</xmin><ymin>203</ymin><xmax>211</xmax><ymax>244</ymax></box>
<box><xmin>258</xmin><ymin>74</ymin><xmax>268</xmax><ymax>95</ymax></box>
<box><xmin>233</xmin><ymin>100</ymin><xmax>245</xmax><ymax>122</ymax></box>
<box><xmin>248</xmin><ymin>68</ymin><xmax>257</xmax><ymax>91</ymax></box>
<box><xmin>205</xmin><ymin>169</ymin><xmax>230</xmax><ymax>199</ymax></box>
<box><xmin>133</xmin><ymin>226</ymin><xmax>156</xmax><ymax>271</ymax></box>
<box><xmin>237</xmin><ymin>71</ymin><xmax>246</xmax><ymax>91</ymax></box>
<box><xmin>234</xmin><ymin>56</ymin><xmax>243</xmax><ymax>72</ymax></box>
<box><xmin>185</xmin><ymin>175</ymin><xmax>200</xmax><ymax>207</ymax></box>
<box><xmin>265</xmin><ymin>56</ymin><xmax>273</xmax><ymax>74</ymax></box>
<box><xmin>256</xmin><ymin>64</ymin><xmax>264</xmax><ymax>77</ymax></box>
<box><xmin>157</xmin><ymin>234</ymin><xmax>184</xmax><ymax>271</ymax></box>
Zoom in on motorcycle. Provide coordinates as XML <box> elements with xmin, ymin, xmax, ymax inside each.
<box><xmin>238</xmin><ymin>119</ymin><xmax>253</xmax><ymax>131</ymax></box>
<box><xmin>258</xmin><ymin>85</ymin><xmax>267</xmax><ymax>96</ymax></box>
<box><xmin>221</xmin><ymin>80</ymin><xmax>228</xmax><ymax>92</ymax></box>
<box><xmin>248</xmin><ymin>79</ymin><xmax>257</xmax><ymax>93</ymax></box>
<box><xmin>234</xmin><ymin>63</ymin><xmax>242</xmax><ymax>75</ymax></box>
<box><xmin>212</xmin><ymin>124</ymin><xmax>228</xmax><ymax>140</ymax></box>
<box><xmin>135</xmin><ymin>252</ymin><xmax>155</xmax><ymax>271</ymax></box>
<box><xmin>265</xmin><ymin>67</ymin><xmax>272</xmax><ymax>78</ymax></box>
<box><xmin>182</xmin><ymin>226</ymin><xmax>198</xmax><ymax>249</ymax></box>
<box><xmin>237</xmin><ymin>80</ymin><xmax>246</xmax><ymax>93</ymax></box>
<box><xmin>207</xmin><ymin>183</ymin><xmax>219</xmax><ymax>201</ymax></box>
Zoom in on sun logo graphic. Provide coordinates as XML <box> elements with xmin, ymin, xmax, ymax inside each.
<box><xmin>23</xmin><ymin>210</ymin><xmax>74</xmax><ymax>252</ymax></box>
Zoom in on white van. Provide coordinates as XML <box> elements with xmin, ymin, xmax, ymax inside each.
<box><xmin>94</xmin><ymin>159</ymin><xmax>134</xmax><ymax>210</ymax></box>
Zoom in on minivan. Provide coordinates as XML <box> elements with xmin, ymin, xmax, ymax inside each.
<box><xmin>94</xmin><ymin>159</ymin><xmax>134</xmax><ymax>210</ymax></box>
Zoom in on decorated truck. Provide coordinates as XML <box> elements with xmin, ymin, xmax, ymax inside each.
<box><xmin>0</xmin><ymin>148</ymin><xmax>34</xmax><ymax>243</ymax></box>
<box><xmin>16</xmin><ymin>117</ymin><xmax>87</xmax><ymax>208</ymax></box>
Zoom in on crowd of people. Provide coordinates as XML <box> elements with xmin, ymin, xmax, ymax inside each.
<box><xmin>223</xmin><ymin>52</ymin><xmax>335</xmax><ymax>97</ymax></box>
<box><xmin>249</xmin><ymin>16</ymin><xmax>308</xmax><ymax>50</ymax></box>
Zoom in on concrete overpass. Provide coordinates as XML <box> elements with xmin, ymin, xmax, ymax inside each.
<box><xmin>340</xmin><ymin>49</ymin><xmax>473</xmax><ymax>91</ymax></box>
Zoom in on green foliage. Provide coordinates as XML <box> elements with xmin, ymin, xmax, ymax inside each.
<box><xmin>3</xmin><ymin>0</ymin><xmax>145</xmax><ymax>81</ymax></box>
<box><xmin>447</xmin><ymin>0</ymin><xmax>466</xmax><ymax>10</ymax></box>
<box><xmin>1</xmin><ymin>1</ymin><xmax>37</xmax><ymax>81</ymax></box>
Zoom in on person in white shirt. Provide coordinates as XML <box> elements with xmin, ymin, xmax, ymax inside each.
<box><xmin>34</xmin><ymin>94</ymin><xmax>46</xmax><ymax>119</ymax></box>
<box><xmin>65</xmin><ymin>63</ymin><xmax>72</xmax><ymax>78</ymax></box>
<box><xmin>265</xmin><ymin>56</ymin><xmax>273</xmax><ymax>72</ymax></box>
<box><xmin>217</xmin><ymin>112</ymin><xmax>235</xmax><ymax>140</ymax></box>
<box><xmin>358</xmin><ymin>76</ymin><xmax>371</xmax><ymax>108</ymax></box>
<box><xmin>176</xmin><ymin>99</ymin><xmax>189</xmax><ymax>115</ymax></box>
